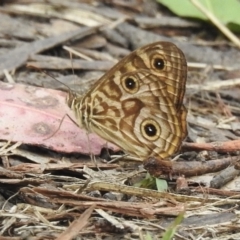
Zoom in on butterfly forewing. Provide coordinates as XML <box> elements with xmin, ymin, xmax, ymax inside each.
<box><xmin>69</xmin><ymin>41</ymin><xmax>187</xmax><ymax>160</ymax></box>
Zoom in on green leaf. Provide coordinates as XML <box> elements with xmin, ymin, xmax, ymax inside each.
<box><xmin>134</xmin><ymin>173</ymin><xmax>156</xmax><ymax>189</ymax></box>
<box><xmin>134</xmin><ymin>173</ymin><xmax>169</xmax><ymax>191</ymax></box>
<box><xmin>157</xmin><ymin>0</ymin><xmax>240</xmax><ymax>31</ymax></box>
<box><xmin>155</xmin><ymin>178</ymin><xmax>168</xmax><ymax>192</ymax></box>
<box><xmin>145</xmin><ymin>232</ymin><xmax>154</xmax><ymax>240</ymax></box>
<box><xmin>161</xmin><ymin>212</ymin><xmax>185</xmax><ymax>240</ymax></box>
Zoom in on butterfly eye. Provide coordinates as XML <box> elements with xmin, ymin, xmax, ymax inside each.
<box><xmin>141</xmin><ymin>119</ymin><xmax>160</xmax><ymax>141</ymax></box>
<box><xmin>153</xmin><ymin>57</ymin><xmax>165</xmax><ymax>70</ymax></box>
<box><xmin>122</xmin><ymin>77</ymin><xmax>139</xmax><ymax>94</ymax></box>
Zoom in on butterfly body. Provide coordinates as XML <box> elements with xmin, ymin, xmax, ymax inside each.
<box><xmin>68</xmin><ymin>42</ymin><xmax>187</xmax><ymax>160</ymax></box>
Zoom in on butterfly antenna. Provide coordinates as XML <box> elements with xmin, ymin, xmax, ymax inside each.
<box><xmin>27</xmin><ymin>64</ymin><xmax>72</xmax><ymax>92</ymax></box>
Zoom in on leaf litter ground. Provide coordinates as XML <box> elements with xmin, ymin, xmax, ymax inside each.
<box><xmin>0</xmin><ymin>1</ymin><xmax>240</xmax><ymax>239</ymax></box>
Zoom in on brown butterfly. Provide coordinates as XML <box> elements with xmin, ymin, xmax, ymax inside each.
<box><xmin>67</xmin><ymin>42</ymin><xmax>187</xmax><ymax>160</ymax></box>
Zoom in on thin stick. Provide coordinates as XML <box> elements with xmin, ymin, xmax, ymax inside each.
<box><xmin>190</xmin><ymin>0</ymin><xmax>240</xmax><ymax>48</ymax></box>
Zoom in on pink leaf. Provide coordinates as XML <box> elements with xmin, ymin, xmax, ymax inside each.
<box><xmin>0</xmin><ymin>82</ymin><xmax>119</xmax><ymax>155</ymax></box>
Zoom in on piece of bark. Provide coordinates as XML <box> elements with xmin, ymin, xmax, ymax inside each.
<box><xmin>28</xmin><ymin>54</ymin><xmax>114</xmax><ymax>71</ymax></box>
<box><xmin>144</xmin><ymin>156</ymin><xmax>238</xmax><ymax>177</ymax></box>
<box><xmin>0</xmin><ymin>26</ymin><xmax>97</xmax><ymax>75</ymax></box>
<box><xmin>210</xmin><ymin>166</ymin><xmax>240</xmax><ymax>189</ymax></box>
<box><xmin>182</xmin><ymin>140</ymin><xmax>240</xmax><ymax>153</ymax></box>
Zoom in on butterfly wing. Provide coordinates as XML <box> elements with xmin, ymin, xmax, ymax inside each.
<box><xmin>77</xmin><ymin>42</ymin><xmax>187</xmax><ymax>159</ymax></box>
